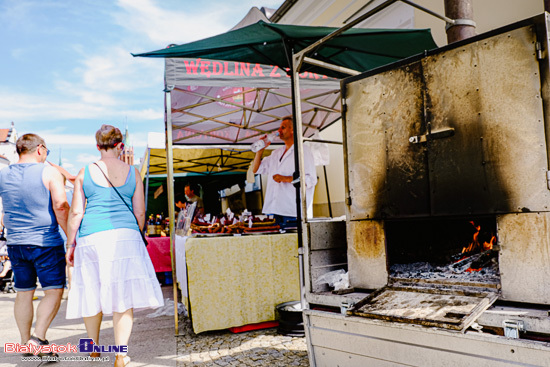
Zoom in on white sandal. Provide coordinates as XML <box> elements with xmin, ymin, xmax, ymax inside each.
<box><xmin>114</xmin><ymin>354</ymin><xmax>131</xmax><ymax>367</ymax></box>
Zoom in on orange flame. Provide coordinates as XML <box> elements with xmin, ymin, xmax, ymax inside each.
<box><xmin>462</xmin><ymin>221</ymin><xmax>495</xmax><ymax>255</ymax></box>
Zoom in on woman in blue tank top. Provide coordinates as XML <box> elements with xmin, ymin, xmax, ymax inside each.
<box><xmin>64</xmin><ymin>125</ymin><xmax>163</xmax><ymax>367</ymax></box>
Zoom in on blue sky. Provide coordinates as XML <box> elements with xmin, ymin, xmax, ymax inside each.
<box><xmin>0</xmin><ymin>0</ymin><xmax>282</xmax><ymax>174</ymax></box>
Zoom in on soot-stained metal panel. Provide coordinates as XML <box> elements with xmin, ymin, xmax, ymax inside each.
<box><xmin>424</xmin><ymin>25</ymin><xmax>550</xmax><ymax>215</ymax></box>
<box><xmin>498</xmin><ymin>213</ymin><xmax>550</xmax><ymax>304</ymax></box>
<box><xmin>344</xmin><ymin>62</ymin><xmax>429</xmax><ymax>220</ymax></box>
<box><xmin>347</xmin><ymin>219</ymin><xmax>388</xmax><ymax>290</ymax></box>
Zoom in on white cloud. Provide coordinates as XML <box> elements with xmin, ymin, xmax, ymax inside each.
<box><xmin>0</xmin><ymin>91</ymin><xmax>108</xmax><ymax>121</ymax></box>
<box><xmin>40</xmin><ymin>133</ymin><xmax>97</xmax><ymax>146</ymax></box>
<box><xmin>0</xmin><ymin>88</ymin><xmax>162</xmax><ymax>123</ymax></box>
<box><xmin>123</xmin><ymin>108</ymin><xmax>163</xmax><ymax>121</ymax></box>
<box><xmin>61</xmin><ymin>158</ymin><xmax>75</xmax><ymax>170</ymax></box>
<box><xmin>114</xmin><ymin>0</ymin><xmax>283</xmax><ymax>46</ymax></box>
<box><xmin>128</xmin><ymin>131</ymin><xmax>150</xmax><ymax>148</ymax></box>
<box><xmin>77</xmin><ymin>153</ymin><xmax>100</xmax><ymax>164</ymax></box>
<box><xmin>78</xmin><ymin>47</ymin><xmax>162</xmax><ymax>93</ymax></box>
<box><xmin>10</xmin><ymin>48</ymin><xmax>25</xmax><ymax>60</ymax></box>
<box><xmin>114</xmin><ymin>0</ymin><xmax>229</xmax><ymax>45</ymax></box>
<box><xmin>48</xmin><ymin>46</ymin><xmax>164</xmax><ymax>112</ymax></box>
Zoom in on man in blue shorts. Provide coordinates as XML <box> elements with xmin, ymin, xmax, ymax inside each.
<box><xmin>0</xmin><ymin>133</ymin><xmax>69</xmax><ymax>350</ymax></box>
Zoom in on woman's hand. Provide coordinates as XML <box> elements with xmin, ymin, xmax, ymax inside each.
<box><xmin>66</xmin><ymin>245</ymin><xmax>75</xmax><ymax>266</ymax></box>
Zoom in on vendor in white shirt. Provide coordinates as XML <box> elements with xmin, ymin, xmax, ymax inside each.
<box><xmin>252</xmin><ymin>115</ymin><xmax>317</xmax><ymax>228</ymax></box>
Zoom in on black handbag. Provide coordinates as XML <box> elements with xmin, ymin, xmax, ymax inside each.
<box><xmin>93</xmin><ymin>163</ymin><xmax>148</xmax><ymax>246</ymax></box>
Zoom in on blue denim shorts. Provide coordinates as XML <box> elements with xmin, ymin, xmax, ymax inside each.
<box><xmin>7</xmin><ymin>245</ymin><xmax>66</xmax><ymax>291</ymax></box>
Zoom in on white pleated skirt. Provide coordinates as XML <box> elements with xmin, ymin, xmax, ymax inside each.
<box><xmin>66</xmin><ymin>228</ymin><xmax>164</xmax><ymax>319</ymax></box>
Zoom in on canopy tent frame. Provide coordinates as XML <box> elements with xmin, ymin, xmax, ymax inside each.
<box><xmin>136</xmin><ymin>0</ymin><xmax>452</xmax><ymax>335</ymax></box>
<box><xmin>144</xmin><ymin>147</ymin><xmax>261</xmax><ymax>176</ymax></box>
<box><xmin>171</xmin><ymin>86</ymin><xmax>341</xmax><ymax>144</ymax></box>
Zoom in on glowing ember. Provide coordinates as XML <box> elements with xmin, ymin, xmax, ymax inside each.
<box><xmin>465</xmin><ymin>267</ymin><xmax>482</xmax><ymax>273</ymax></box>
<box><xmin>389</xmin><ymin>219</ymin><xmax>499</xmax><ymax>282</ymax></box>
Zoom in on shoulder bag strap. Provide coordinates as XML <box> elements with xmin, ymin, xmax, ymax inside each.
<box><xmin>93</xmin><ymin>163</ymin><xmax>148</xmax><ymax>246</ymax></box>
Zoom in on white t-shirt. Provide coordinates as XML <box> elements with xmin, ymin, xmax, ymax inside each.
<box><xmin>257</xmin><ymin>144</ymin><xmax>317</xmax><ymax>217</ymax></box>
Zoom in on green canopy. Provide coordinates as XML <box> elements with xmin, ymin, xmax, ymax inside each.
<box><xmin>133</xmin><ymin>21</ymin><xmax>437</xmax><ymax>77</ymax></box>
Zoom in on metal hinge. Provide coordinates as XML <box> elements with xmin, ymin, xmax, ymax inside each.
<box><xmin>340</xmin><ymin>301</ymin><xmax>355</xmax><ymax>315</ymax></box>
<box><xmin>503</xmin><ymin>320</ymin><xmax>524</xmax><ymax>339</ymax></box>
<box><xmin>536</xmin><ymin>42</ymin><xmax>544</xmax><ymax>60</ymax></box>
<box><xmin>345</xmin><ymin>197</ymin><xmax>351</xmax><ymax>206</ymax></box>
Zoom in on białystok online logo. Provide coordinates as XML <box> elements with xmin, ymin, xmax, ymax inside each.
<box><xmin>4</xmin><ymin>338</ymin><xmax>127</xmax><ymax>355</ymax></box>
<box><xmin>79</xmin><ymin>339</ymin><xmax>128</xmax><ymax>354</ymax></box>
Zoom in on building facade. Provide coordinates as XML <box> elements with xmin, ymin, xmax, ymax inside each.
<box><xmin>0</xmin><ymin>122</ymin><xmax>18</xmax><ymax>170</ymax></box>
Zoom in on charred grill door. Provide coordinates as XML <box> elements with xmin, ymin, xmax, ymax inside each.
<box><xmin>343</xmin><ymin>24</ymin><xmax>550</xmax><ymax>221</ymax></box>
<box><xmin>342</xmin><ymin>19</ymin><xmax>550</xmax><ymax>304</ymax></box>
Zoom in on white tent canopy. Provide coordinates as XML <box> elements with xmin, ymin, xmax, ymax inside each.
<box><xmin>164</xmin><ymin>57</ymin><xmax>341</xmax><ymax>146</ymax></box>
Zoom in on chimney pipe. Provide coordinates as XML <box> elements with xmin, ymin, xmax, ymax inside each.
<box><xmin>444</xmin><ymin>0</ymin><xmax>476</xmax><ymax>44</ymax></box>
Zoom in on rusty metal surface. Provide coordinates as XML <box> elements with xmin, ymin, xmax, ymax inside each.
<box><xmin>535</xmin><ymin>13</ymin><xmax>550</xmax><ymax>194</ymax></box>
<box><xmin>344</xmin><ymin>62</ymin><xmax>429</xmax><ymax>220</ymax></box>
<box><xmin>348</xmin><ymin>285</ymin><xmax>498</xmax><ymax>331</ymax></box>
<box><xmin>499</xmin><ymin>213</ymin><xmax>550</xmax><ymax>304</ymax></box>
<box><xmin>343</xmin><ymin>23</ymin><xmax>550</xmax><ymax>219</ymax></box>
<box><xmin>425</xmin><ymin>25</ymin><xmax>549</xmax><ymax>215</ymax></box>
<box><xmin>347</xmin><ymin>220</ymin><xmax>388</xmax><ymax>289</ymax></box>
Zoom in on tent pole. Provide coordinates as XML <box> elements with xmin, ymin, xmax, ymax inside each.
<box><xmin>288</xmin><ymin>63</ymin><xmax>303</xmax><ymax>250</ymax></box>
<box><xmin>290</xmin><ymin>51</ymin><xmax>310</xmax><ymax>310</ymax></box>
<box><xmin>323</xmin><ymin>166</ymin><xmax>333</xmax><ymax>218</ymax></box>
<box><xmin>165</xmin><ymin>86</ymin><xmax>179</xmax><ymax>336</ymax></box>
<box><xmin>144</xmin><ymin>148</ymin><xmax>151</xmax><ymax>216</ymax></box>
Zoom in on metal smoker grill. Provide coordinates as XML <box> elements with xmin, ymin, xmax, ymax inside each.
<box><xmin>303</xmin><ymin>13</ymin><xmax>550</xmax><ymax>367</ymax></box>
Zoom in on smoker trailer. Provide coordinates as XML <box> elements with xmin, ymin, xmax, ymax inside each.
<box><xmin>303</xmin><ymin>13</ymin><xmax>550</xmax><ymax>366</ymax></box>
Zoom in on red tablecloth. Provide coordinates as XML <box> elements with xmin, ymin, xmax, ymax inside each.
<box><xmin>146</xmin><ymin>237</ymin><xmax>172</xmax><ymax>272</ymax></box>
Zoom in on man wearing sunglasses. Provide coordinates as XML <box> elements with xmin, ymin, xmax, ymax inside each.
<box><xmin>0</xmin><ymin>133</ymin><xmax>69</xmax><ymax>355</ymax></box>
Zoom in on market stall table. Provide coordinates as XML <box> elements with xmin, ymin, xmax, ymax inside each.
<box><xmin>183</xmin><ymin>232</ymin><xmax>300</xmax><ymax>333</ymax></box>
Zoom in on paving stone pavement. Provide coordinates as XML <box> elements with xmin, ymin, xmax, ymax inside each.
<box><xmin>176</xmin><ymin>317</ymin><xmax>309</xmax><ymax>367</ymax></box>
<box><xmin>1</xmin><ymin>284</ymin><xmax>310</xmax><ymax>366</ymax></box>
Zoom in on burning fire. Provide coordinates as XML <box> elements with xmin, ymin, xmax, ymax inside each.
<box><xmin>457</xmin><ymin>222</ymin><xmax>497</xmax><ymax>273</ymax></box>
<box><xmin>462</xmin><ymin>221</ymin><xmax>496</xmax><ymax>255</ymax></box>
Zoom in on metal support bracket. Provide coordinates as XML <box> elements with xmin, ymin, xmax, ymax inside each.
<box><xmin>446</xmin><ymin>19</ymin><xmax>477</xmax><ymax>31</ymax></box>
<box><xmin>503</xmin><ymin>320</ymin><xmax>524</xmax><ymax>339</ymax></box>
<box><xmin>340</xmin><ymin>301</ymin><xmax>355</xmax><ymax>315</ymax></box>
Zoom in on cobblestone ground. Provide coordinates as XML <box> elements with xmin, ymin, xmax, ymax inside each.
<box><xmin>176</xmin><ymin>317</ymin><xmax>309</xmax><ymax>366</ymax></box>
